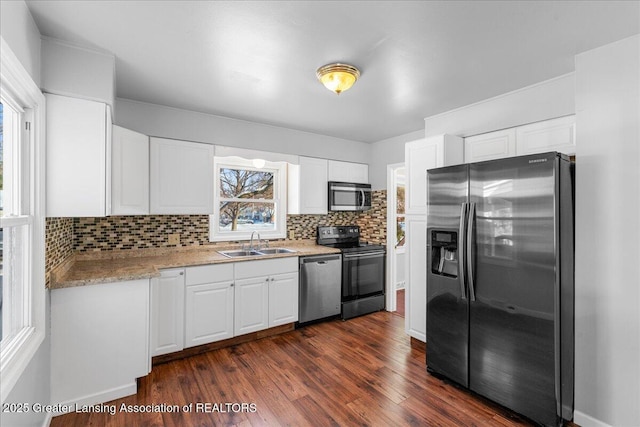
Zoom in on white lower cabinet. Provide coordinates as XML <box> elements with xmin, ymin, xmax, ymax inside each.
<box><xmin>234</xmin><ymin>257</ymin><xmax>299</xmax><ymax>334</ymax></box>
<box><xmin>269</xmin><ymin>272</ymin><xmax>299</xmax><ymax>326</ymax></box>
<box><xmin>150</xmin><ymin>268</ymin><xmax>185</xmax><ymax>356</ymax></box>
<box><xmin>234</xmin><ymin>276</ymin><xmax>270</xmax><ymax>336</ymax></box>
<box><xmin>51</xmin><ymin>279</ymin><xmax>150</xmax><ymax>409</ymax></box>
<box><xmin>148</xmin><ymin>258</ymin><xmax>299</xmax><ymax>358</ymax></box>
<box><xmin>184</xmin><ymin>263</ymin><xmax>234</xmax><ymax>347</ymax></box>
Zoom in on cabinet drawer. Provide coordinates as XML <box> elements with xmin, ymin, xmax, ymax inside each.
<box><xmin>186</xmin><ymin>263</ymin><xmax>234</xmax><ymax>285</ymax></box>
<box><xmin>234</xmin><ymin>257</ymin><xmax>298</xmax><ymax>280</ymax></box>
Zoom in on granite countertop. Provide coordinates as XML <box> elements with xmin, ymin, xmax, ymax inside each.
<box><xmin>50</xmin><ymin>240</ymin><xmax>341</xmax><ymax>289</ymax></box>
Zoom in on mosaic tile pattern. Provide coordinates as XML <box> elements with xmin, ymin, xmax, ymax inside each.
<box><xmin>73</xmin><ymin>215</ymin><xmax>214</xmax><ymax>251</ymax></box>
<box><xmin>43</xmin><ymin>189</ymin><xmax>388</xmax><ymax>281</ymax></box>
<box><xmin>45</xmin><ymin>217</ymin><xmax>74</xmax><ymax>287</ymax></box>
<box><xmin>357</xmin><ymin>190</ymin><xmax>387</xmax><ymax>245</ymax></box>
<box><xmin>286</xmin><ymin>212</ymin><xmax>360</xmax><ymax>240</ymax></box>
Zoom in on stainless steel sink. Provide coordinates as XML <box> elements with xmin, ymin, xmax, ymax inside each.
<box><xmin>257</xmin><ymin>248</ymin><xmax>297</xmax><ymax>255</ymax></box>
<box><xmin>218</xmin><ymin>247</ymin><xmax>297</xmax><ymax>258</ymax></box>
<box><xmin>218</xmin><ymin>250</ymin><xmax>263</xmax><ymax>258</ymax></box>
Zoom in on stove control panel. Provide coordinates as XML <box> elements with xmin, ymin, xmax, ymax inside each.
<box><xmin>317</xmin><ymin>225</ymin><xmax>360</xmax><ymax>244</ymax></box>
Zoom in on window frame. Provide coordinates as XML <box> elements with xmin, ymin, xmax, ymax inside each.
<box><xmin>0</xmin><ymin>36</ymin><xmax>46</xmax><ymax>403</ymax></box>
<box><xmin>209</xmin><ymin>156</ymin><xmax>287</xmax><ymax>242</ymax></box>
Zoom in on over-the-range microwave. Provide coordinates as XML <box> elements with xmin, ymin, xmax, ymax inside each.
<box><xmin>328</xmin><ymin>181</ymin><xmax>372</xmax><ymax>211</ymax></box>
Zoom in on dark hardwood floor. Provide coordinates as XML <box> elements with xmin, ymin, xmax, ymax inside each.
<box><xmin>51</xmin><ymin>311</ymin><xmax>535</xmax><ymax>426</ymax></box>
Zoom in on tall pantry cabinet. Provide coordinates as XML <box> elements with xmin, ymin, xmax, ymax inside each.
<box><xmin>404</xmin><ymin>135</ymin><xmax>463</xmax><ymax>342</ymax></box>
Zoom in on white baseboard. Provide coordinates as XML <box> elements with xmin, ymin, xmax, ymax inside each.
<box><xmin>49</xmin><ymin>382</ymin><xmax>137</xmax><ymax>417</ymax></box>
<box><xmin>41</xmin><ymin>412</ymin><xmax>52</xmax><ymax>427</ymax></box>
<box><xmin>573</xmin><ymin>410</ymin><xmax>612</xmax><ymax>427</ymax></box>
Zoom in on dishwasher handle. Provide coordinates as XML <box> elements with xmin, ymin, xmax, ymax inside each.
<box><xmin>299</xmin><ymin>254</ymin><xmax>342</xmax><ymax>265</ymax></box>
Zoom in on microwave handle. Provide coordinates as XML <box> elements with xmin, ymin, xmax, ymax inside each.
<box><xmin>360</xmin><ymin>189</ymin><xmax>365</xmax><ymax>209</ymax></box>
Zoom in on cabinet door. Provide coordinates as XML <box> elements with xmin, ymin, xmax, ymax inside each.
<box><xmin>405</xmin><ymin>216</ymin><xmax>427</xmax><ymax>342</ymax></box>
<box><xmin>299</xmin><ymin>157</ymin><xmax>328</xmax><ymax>214</ymax></box>
<box><xmin>150</xmin><ymin>269</ymin><xmax>185</xmax><ymax>356</ymax></box>
<box><xmin>464</xmin><ymin>128</ymin><xmax>517</xmax><ymax>163</ymax></box>
<box><xmin>46</xmin><ymin>94</ymin><xmax>110</xmax><ymax>217</ymax></box>
<box><xmin>328</xmin><ymin>160</ymin><xmax>369</xmax><ymax>183</ymax></box>
<box><xmin>405</xmin><ymin>135</ymin><xmax>463</xmax><ymax>215</ymax></box>
<box><xmin>150</xmin><ymin>137</ymin><xmax>214</xmax><ymax>214</ymax></box>
<box><xmin>234</xmin><ymin>276</ymin><xmax>269</xmax><ymax>336</ymax></box>
<box><xmin>112</xmin><ymin>125</ymin><xmax>149</xmax><ymax>215</ymax></box>
<box><xmin>269</xmin><ymin>272</ymin><xmax>299</xmax><ymax>326</ymax></box>
<box><xmin>516</xmin><ymin>115</ymin><xmax>576</xmax><ymax>156</ymax></box>
<box><xmin>184</xmin><ymin>281</ymin><xmax>234</xmax><ymax>347</ymax></box>
<box><xmin>51</xmin><ymin>279</ymin><xmax>149</xmax><ymax>406</ymax></box>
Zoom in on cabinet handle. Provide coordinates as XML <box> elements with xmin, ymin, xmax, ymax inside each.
<box><xmin>179</xmin><ymin>272</ymin><xmax>184</xmax><ymax>276</ymax></box>
<box><xmin>230</xmin><ymin>282</ymin><xmax>234</xmax><ymax>287</ymax></box>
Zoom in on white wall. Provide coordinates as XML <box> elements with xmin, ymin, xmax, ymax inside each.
<box><xmin>368</xmin><ymin>74</ymin><xmax>575</xmax><ymax>190</ymax></box>
<box><xmin>0</xmin><ymin>2</ymin><xmax>50</xmax><ymax>427</ymax></box>
<box><xmin>423</xmin><ymin>73</ymin><xmax>575</xmax><ymax>138</ymax></box>
<box><xmin>115</xmin><ymin>98</ymin><xmax>372</xmax><ymax>165</ymax></box>
<box><xmin>573</xmin><ymin>34</ymin><xmax>640</xmax><ymax>427</ymax></box>
<box><xmin>0</xmin><ymin>0</ymin><xmax>41</xmax><ymax>85</ymax></box>
<box><xmin>41</xmin><ymin>37</ymin><xmax>116</xmax><ymax>109</ymax></box>
<box><xmin>370</xmin><ymin>129</ymin><xmax>423</xmax><ymax>189</ymax></box>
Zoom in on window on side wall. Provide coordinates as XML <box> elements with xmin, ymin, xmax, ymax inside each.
<box><xmin>0</xmin><ymin>36</ymin><xmax>46</xmax><ymax>403</ymax></box>
<box><xmin>210</xmin><ymin>156</ymin><xmax>287</xmax><ymax>242</ymax></box>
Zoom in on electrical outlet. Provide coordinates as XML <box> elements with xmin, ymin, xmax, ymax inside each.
<box><xmin>168</xmin><ymin>233</ymin><xmax>180</xmax><ymax>245</ymax></box>
<box><xmin>289</xmin><ymin>230</ymin><xmax>295</xmax><ymax>240</ymax></box>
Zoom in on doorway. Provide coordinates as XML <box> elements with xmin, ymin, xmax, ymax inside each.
<box><xmin>386</xmin><ymin>163</ymin><xmax>406</xmax><ymax>316</ymax></box>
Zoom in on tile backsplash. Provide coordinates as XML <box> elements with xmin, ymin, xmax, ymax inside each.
<box><xmin>44</xmin><ymin>190</ymin><xmax>387</xmax><ymax>282</ymax></box>
<box><xmin>45</xmin><ymin>217</ymin><xmax>74</xmax><ymax>287</ymax></box>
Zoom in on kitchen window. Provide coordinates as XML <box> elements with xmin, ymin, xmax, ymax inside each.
<box><xmin>210</xmin><ymin>156</ymin><xmax>287</xmax><ymax>242</ymax></box>
<box><xmin>0</xmin><ymin>37</ymin><xmax>46</xmax><ymax>403</ymax></box>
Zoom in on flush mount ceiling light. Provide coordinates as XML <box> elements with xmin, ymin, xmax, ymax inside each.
<box><xmin>316</xmin><ymin>63</ymin><xmax>360</xmax><ymax>95</ymax></box>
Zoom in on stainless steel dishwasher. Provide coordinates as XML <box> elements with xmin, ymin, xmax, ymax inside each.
<box><xmin>299</xmin><ymin>254</ymin><xmax>342</xmax><ymax>324</ymax></box>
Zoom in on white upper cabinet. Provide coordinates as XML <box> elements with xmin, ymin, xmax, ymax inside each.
<box><xmin>46</xmin><ymin>93</ymin><xmax>112</xmax><ymax>217</ymax></box>
<box><xmin>288</xmin><ymin>156</ymin><xmax>328</xmax><ymax>215</ymax></box>
<box><xmin>149</xmin><ymin>137</ymin><xmax>215</xmax><ymax>214</ymax></box>
<box><xmin>327</xmin><ymin>160</ymin><xmax>369</xmax><ymax>183</ymax></box>
<box><xmin>464</xmin><ymin>128</ymin><xmax>517</xmax><ymax>163</ymax></box>
<box><xmin>405</xmin><ymin>135</ymin><xmax>464</xmax><ymax>215</ymax></box>
<box><xmin>111</xmin><ymin>125</ymin><xmax>149</xmax><ymax>215</ymax></box>
<box><xmin>516</xmin><ymin>115</ymin><xmax>576</xmax><ymax>156</ymax></box>
<box><xmin>464</xmin><ymin>116</ymin><xmax>576</xmax><ymax>163</ymax></box>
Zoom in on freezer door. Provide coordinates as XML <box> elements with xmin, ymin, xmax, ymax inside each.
<box><xmin>468</xmin><ymin>153</ymin><xmax>559</xmax><ymax>426</ymax></box>
<box><xmin>426</xmin><ymin>164</ymin><xmax>469</xmax><ymax>387</ymax></box>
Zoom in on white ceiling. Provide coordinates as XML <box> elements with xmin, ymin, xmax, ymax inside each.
<box><xmin>25</xmin><ymin>1</ymin><xmax>640</xmax><ymax>143</ymax></box>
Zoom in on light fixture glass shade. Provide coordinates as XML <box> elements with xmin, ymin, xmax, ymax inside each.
<box><xmin>316</xmin><ymin>63</ymin><xmax>360</xmax><ymax>94</ymax></box>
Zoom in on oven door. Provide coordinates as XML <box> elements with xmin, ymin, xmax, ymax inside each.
<box><xmin>342</xmin><ymin>251</ymin><xmax>385</xmax><ymax>300</ymax></box>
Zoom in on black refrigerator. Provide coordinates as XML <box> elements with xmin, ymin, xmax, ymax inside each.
<box><xmin>426</xmin><ymin>152</ymin><xmax>574</xmax><ymax>426</ymax></box>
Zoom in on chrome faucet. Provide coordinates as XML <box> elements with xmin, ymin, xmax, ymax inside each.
<box><xmin>249</xmin><ymin>231</ymin><xmax>261</xmax><ymax>251</ymax></box>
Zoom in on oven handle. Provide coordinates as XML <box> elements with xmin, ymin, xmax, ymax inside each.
<box><xmin>343</xmin><ymin>251</ymin><xmax>385</xmax><ymax>259</ymax></box>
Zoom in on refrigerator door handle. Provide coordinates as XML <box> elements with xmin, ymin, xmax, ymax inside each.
<box><xmin>467</xmin><ymin>202</ymin><xmax>476</xmax><ymax>301</ymax></box>
<box><xmin>458</xmin><ymin>202</ymin><xmax>468</xmax><ymax>300</ymax></box>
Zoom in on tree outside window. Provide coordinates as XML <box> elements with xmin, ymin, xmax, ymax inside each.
<box><xmin>210</xmin><ymin>157</ymin><xmax>286</xmax><ymax>241</ymax></box>
<box><xmin>219</xmin><ymin>168</ymin><xmax>275</xmax><ymax>231</ymax></box>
